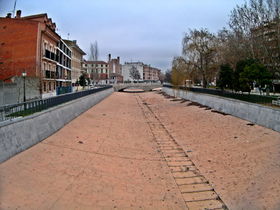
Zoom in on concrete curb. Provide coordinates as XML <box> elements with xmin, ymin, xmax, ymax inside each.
<box><xmin>163</xmin><ymin>87</ymin><xmax>280</xmax><ymax>133</ymax></box>
<box><xmin>0</xmin><ymin>88</ymin><xmax>113</xmax><ymax>163</ymax></box>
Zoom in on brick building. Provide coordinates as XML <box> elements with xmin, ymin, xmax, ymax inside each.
<box><xmin>107</xmin><ymin>54</ymin><xmax>123</xmax><ymax>83</ymax></box>
<box><xmin>0</xmin><ymin>11</ymin><xmax>61</xmax><ymax>98</ymax></box>
<box><xmin>0</xmin><ymin>10</ymin><xmax>75</xmax><ymax>98</ymax></box>
<box><xmin>83</xmin><ymin>54</ymin><xmax>123</xmax><ymax>84</ymax></box>
<box><xmin>143</xmin><ymin>65</ymin><xmax>161</xmax><ymax>81</ymax></box>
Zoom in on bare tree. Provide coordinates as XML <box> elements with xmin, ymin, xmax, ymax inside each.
<box><xmin>89</xmin><ymin>41</ymin><xmax>99</xmax><ymax>85</ymax></box>
<box><xmin>216</xmin><ymin>28</ymin><xmax>251</xmax><ymax>68</ymax></box>
<box><xmin>89</xmin><ymin>41</ymin><xmax>99</xmax><ymax>61</ymax></box>
<box><xmin>229</xmin><ymin>0</ymin><xmax>280</xmax><ymax>78</ymax></box>
<box><xmin>129</xmin><ymin>65</ymin><xmax>141</xmax><ymax>81</ymax></box>
<box><xmin>182</xmin><ymin>29</ymin><xmax>218</xmax><ymax>88</ymax></box>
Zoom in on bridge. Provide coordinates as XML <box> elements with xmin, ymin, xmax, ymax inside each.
<box><xmin>113</xmin><ymin>82</ymin><xmax>162</xmax><ymax>92</ymax></box>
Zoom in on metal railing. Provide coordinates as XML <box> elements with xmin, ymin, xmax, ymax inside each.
<box><xmin>163</xmin><ymin>84</ymin><xmax>278</xmax><ymax>106</ymax></box>
<box><xmin>272</xmin><ymin>98</ymin><xmax>280</xmax><ymax>106</ymax></box>
<box><xmin>0</xmin><ymin>85</ymin><xmax>112</xmax><ymax>122</ymax></box>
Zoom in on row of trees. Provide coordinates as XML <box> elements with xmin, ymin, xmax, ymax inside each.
<box><xmin>169</xmin><ymin>0</ymin><xmax>280</xmax><ymax>93</ymax></box>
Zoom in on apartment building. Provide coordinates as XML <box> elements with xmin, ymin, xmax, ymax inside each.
<box><xmin>143</xmin><ymin>65</ymin><xmax>161</xmax><ymax>81</ymax></box>
<box><xmin>63</xmin><ymin>40</ymin><xmax>86</xmax><ymax>86</ymax></box>
<box><xmin>0</xmin><ymin>11</ymin><xmax>61</xmax><ymax>98</ymax></box>
<box><xmin>83</xmin><ymin>61</ymin><xmax>109</xmax><ymax>84</ymax></box>
<box><xmin>0</xmin><ymin>10</ymin><xmax>75</xmax><ymax>98</ymax></box>
<box><xmin>55</xmin><ymin>40</ymin><xmax>72</xmax><ymax>96</ymax></box>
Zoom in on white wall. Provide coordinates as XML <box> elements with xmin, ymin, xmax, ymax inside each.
<box><xmin>122</xmin><ymin>63</ymin><xmax>144</xmax><ymax>82</ymax></box>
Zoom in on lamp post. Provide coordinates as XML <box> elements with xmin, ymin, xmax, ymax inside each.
<box><xmin>22</xmin><ymin>72</ymin><xmax>27</xmax><ymax>109</ymax></box>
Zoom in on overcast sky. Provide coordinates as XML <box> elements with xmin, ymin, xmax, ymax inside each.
<box><xmin>0</xmin><ymin>0</ymin><xmax>245</xmax><ymax>71</ymax></box>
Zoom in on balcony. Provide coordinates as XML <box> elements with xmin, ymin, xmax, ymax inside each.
<box><xmin>44</xmin><ymin>50</ymin><xmax>57</xmax><ymax>61</ymax></box>
<box><xmin>45</xmin><ymin>70</ymin><xmax>56</xmax><ymax>79</ymax></box>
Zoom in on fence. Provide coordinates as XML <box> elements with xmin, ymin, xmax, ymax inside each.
<box><xmin>56</xmin><ymin>86</ymin><xmax>72</xmax><ymax>95</ymax></box>
<box><xmin>0</xmin><ymin>85</ymin><xmax>112</xmax><ymax>122</ymax></box>
<box><xmin>163</xmin><ymin>84</ymin><xmax>278</xmax><ymax>106</ymax></box>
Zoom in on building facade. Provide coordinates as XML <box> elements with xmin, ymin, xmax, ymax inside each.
<box><xmin>63</xmin><ymin>40</ymin><xmax>86</xmax><ymax>86</ymax></box>
<box><xmin>83</xmin><ymin>61</ymin><xmax>109</xmax><ymax>84</ymax></box>
<box><xmin>143</xmin><ymin>65</ymin><xmax>161</xmax><ymax>81</ymax></box>
<box><xmin>107</xmin><ymin>54</ymin><xmax>123</xmax><ymax>83</ymax></box>
<box><xmin>54</xmin><ymin>39</ymin><xmax>72</xmax><ymax>96</ymax></box>
<box><xmin>0</xmin><ymin>10</ymin><xmax>74</xmax><ymax>99</ymax></box>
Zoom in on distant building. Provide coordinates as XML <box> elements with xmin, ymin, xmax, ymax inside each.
<box><xmin>83</xmin><ymin>60</ymin><xmax>109</xmax><ymax>84</ymax></box>
<box><xmin>122</xmin><ymin>62</ymin><xmax>144</xmax><ymax>82</ymax></box>
<box><xmin>63</xmin><ymin>40</ymin><xmax>86</xmax><ymax>86</ymax></box>
<box><xmin>122</xmin><ymin>62</ymin><xmax>161</xmax><ymax>82</ymax></box>
<box><xmin>143</xmin><ymin>65</ymin><xmax>161</xmax><ymax>81</ymax></box>
<box><xmin>107</xmin><ymin>54</ymin><xmax>123</xmax><ymax>83</ymax></box>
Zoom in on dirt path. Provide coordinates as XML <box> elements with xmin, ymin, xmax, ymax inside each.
<box><xmin>0</xmin><ymin>91</ymin><xmax>279</xmax><ymax>210</ymax></box>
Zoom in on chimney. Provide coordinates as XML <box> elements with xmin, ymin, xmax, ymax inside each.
<box><xmin>73</xmin><ymin>40</ymin><xmax>77</xmax><ymax>44</ymax></box>
<box><xmin>108</xmin><ymin>54</ymin><xmax>111</xmax><ymax>62</ymax></box>
<box><xmin>117</xmin><ymin>56</ymin><xmax>120</xmax><ymax>63</ymax></box>
<box><xmin>6</xmin><ymin>13</ymin><xmax>12</xmax><ymax>18</ymax></box>
<box><xmin>16</xmin><ymin>10</ymin><xmax>21</xmax><ymax>18</ymax></box>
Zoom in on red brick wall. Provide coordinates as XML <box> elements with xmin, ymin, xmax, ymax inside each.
<box><xmin>0</xmin><ymin>18</ymin><xmax>38</xmax><ymax>81</ymax></box>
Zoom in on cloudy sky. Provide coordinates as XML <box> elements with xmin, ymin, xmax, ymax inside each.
<box><xmin>0</xmin><ymin>0</ymin><xmax>245</xmax><ymax>71</ymax></box>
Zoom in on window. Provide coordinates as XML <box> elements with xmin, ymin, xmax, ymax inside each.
<box><xmin>44</xmin><ymin>82</ymin><xmax>46</xmax><ymax>92</ymax></box>
<box><xmin>53</xmin><ymin>83</ymin><xmax>56</xmax><ymax>90</ymax></box>
<box><xmin>49</xmin><ymin>82</ymin><xmax>52</xmax><ymax>91</ymax></box>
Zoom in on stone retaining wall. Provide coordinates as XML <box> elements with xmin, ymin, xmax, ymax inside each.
<box><xmin>163</xmin><ymin>87</ymin><xmax>280</xmax><ymax>133</ymax></box>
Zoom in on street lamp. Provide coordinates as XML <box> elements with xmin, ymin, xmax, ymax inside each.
<box><xmin>22</xmin><ymin>72</ymin><xmax>27</xmax><ymax>106</ymax></box>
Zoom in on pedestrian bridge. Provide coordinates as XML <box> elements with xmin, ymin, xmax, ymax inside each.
<box><xmin>113</xmin><ymin>83</ymin><xmax>162</xmax><ymax>92</ymax></box>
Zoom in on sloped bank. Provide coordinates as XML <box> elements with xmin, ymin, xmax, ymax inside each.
<box><xmin>163</xmin><ymin>87</ymin><xmax>280</xmax><ymax>132</ymax></box>
<box><xmin>0</xmin><ymin>87</ymin><xmax>114</xmax><ymax>163</ymax></box>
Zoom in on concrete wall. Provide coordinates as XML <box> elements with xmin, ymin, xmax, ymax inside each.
<box><xmin>0</xmin><ymin>87</ymin><xmax>113</xmax><ymax>163</ymax></box>
<box><xmin>0</xmin><ymin>77</ymin><xmax>40</xmax><ymax>106</ymax></box>
<box><xmin>0</xmin><ymin>82</ymin><xmax>18</xmax><ymax>105</ymax></box>
<box><xmin>122</xmin><ymin>63</ymin><xmax>144</xmax><ymax>82</ymax></box>
<box><xmin>163</xmin><ymin>87</ymin><xmax>280</xmax><ymax>133</ymax></box>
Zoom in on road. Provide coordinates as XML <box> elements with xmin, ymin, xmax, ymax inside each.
<box><xmin>1</xmin><ymin>91</ymin><xmax>280</xmax><ymax>210</ymax></box>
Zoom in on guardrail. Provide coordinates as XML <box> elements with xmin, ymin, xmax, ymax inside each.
<box><xmin>272</xmin><ymin>98</ymin><xmax>280</xmax><ymax>106</ymax></box>
<box><xmin>0</xmin><ymin>85</ymin><xmax>112</xmax><ymax>122</ymax></box>
<box><xmin>163</xmin><ymin>84</ymin><xmax>278</xmax><ymax>106</ymax></box>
